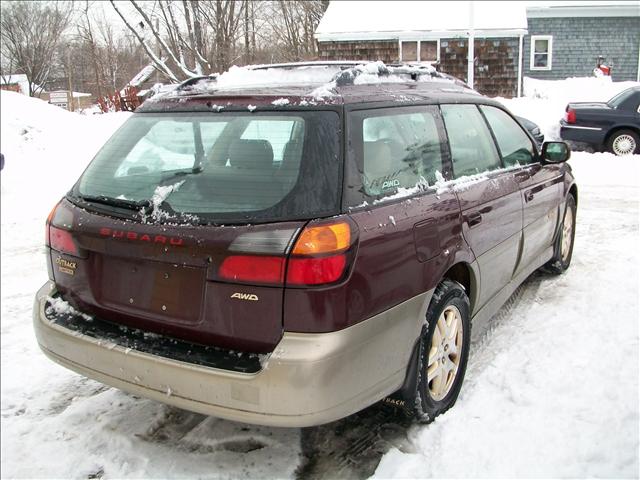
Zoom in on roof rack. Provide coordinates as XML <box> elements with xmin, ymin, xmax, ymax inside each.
<box><xmin>330</xmin><ymin>62</ymin><xmax>450</xmax><ymax>87</ymax></box>
<box><xmin>248</xmin><ymin>61</ymin><xmax>364</xmax><ymax>71</ymax></box>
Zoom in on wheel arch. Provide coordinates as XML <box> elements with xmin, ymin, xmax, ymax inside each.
<box><xmin>439</xmin><ymin>262</ymin><xmax>478</xmax><ymax>315</ymax></box>
<box><xmin>568</xmin><ymin>183</ymin><xmax>578</xmax><ymax>207</ymax></box>
<box><xmin>604</xmin><ymin>125</ymin><xmax>640</xmax><ymax>146</ymax></box>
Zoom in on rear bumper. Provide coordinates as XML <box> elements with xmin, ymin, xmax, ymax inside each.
<box><xmin>559</xmin><ymin>122</ymin><xmax>605</xmax><ymax>146</ymax></box>
<box><xmin>33</xmin><ymin>282</ymin><xmax>430</xmax><ymax>427</ymax></box>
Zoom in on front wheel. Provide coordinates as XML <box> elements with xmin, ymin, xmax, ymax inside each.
<box><xmin>607</xmin><ymin>129</ymin><xmax>639</xmax><ymax>156</ymax></box>
<box><xmin>406</xmin><ymin>279</ymin><xmax>471</xmax><ymax>423</ymax></box>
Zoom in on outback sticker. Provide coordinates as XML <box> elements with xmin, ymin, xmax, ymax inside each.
<box><xmin>230</xmin><ymin>293</ymin><xmax>259</xmax><ymax>301</ymax></box>
<box><xmin>55</xmin><ymin>256</ymin><xmax>77</xmax><ymax>276</ymax></box>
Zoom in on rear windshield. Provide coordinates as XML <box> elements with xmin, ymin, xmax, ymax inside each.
<box><xmin>607</xmin><ymin>89</ymin><xmax>635</xmax><ymax>109</ymax></box>
<box><xmin>73</xmin><ymin>111</ymin><xmax>341</xmax><ymax>224</ymax></box>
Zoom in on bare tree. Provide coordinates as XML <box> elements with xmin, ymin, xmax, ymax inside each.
<box><xmin>0</xmin><ymin>1</ymin><xmax>72</xmax><ymax>96</ymax></box>
<box><xmin>269</xmin><ymin>1</ymin><xmax>327</xmax><ymax>61</ymax></box>
<box><xmin>108</xmin><ymin>0</ymin><xmax>328</xmax><ymax>83</ymax></box>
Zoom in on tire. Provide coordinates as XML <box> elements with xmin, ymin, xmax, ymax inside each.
<box><xmin>404</xmin><ymin>279</ymin><xmax>471</xmax><ymax>423</ymax></box>
<box><xmin>606</xmin><ymin>129</ymin><xmax>639</xmax><ymax>156</ymax></box>
<box><xmin>545</xmin><ymin>193</ymin><xmax>576</xmax><ymax>274</ymax></box>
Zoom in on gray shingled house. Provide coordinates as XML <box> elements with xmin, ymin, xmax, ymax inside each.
<box><xmin>524</xmin><ymin>2</ymin><xmax>639</xmax><ymax>82</ymax></box>
<box><xmin>314</xmin><ymin>1</ymin><xmax>640</xmax><ymax>98</ymax></box>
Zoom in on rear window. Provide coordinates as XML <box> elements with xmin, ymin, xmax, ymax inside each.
<box><xmin>73</xmin><ymin>111</ymin><xmax>341</xmax><ymax>224</ymax></box>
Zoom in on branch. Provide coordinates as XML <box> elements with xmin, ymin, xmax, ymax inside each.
<box><xmin>109</xmin><ymin>0</ymin><xmax>179</xmax><ymax>82</ymax></box>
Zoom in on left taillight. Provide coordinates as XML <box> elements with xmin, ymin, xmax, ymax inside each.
<box><xmin>45</xmin><ymin>200</ymin><xmax>79</xmax><ymax>257</ymax></box>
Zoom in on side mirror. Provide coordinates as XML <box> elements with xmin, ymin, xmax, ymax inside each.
<box><xmin>542</xmin><ymin>141</ymin><xmax>571</xmax><ymax>163</ymax></box>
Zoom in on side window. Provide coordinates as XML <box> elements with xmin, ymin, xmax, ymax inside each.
<box><xmin>356</xmin><ymin>108</ymin><xmax>445</xmax><ymax>198</ymax></box>
<box><xmin>441</xmin><ymin>104</ymin><xmax>501</xmax><ymax>178</ymax></box>
<box><xmin>480</xmin><ymin>106</ymin><xmax>536</xmax><ymax>167</ymax></box>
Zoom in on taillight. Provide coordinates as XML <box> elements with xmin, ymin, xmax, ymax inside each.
<box><xmin>219</xmin><ymin>255</ymin><xmax>285</xmax><ymax>284</ymax></box>
<box><xmin>287</xmin><ymin>255</ymin><xmax>347</xmax><ymax>285</ymax></box>
<box><xmin>49</xmin><ymin>226</ymin><xmax>79</xmax><ymax>256</ymax></box>
<box><xmin>565</xmin><ymin>108</ymin><xmax>576</xmax><ymax>124</ymax></box>
<box><xmin>286</xmin><ymin>220</ymin><xmax>354</xmax><ymax>286</ymax></box>
<box><xmin>217</xmin><ymin>219</ymin><xmax>357</xmax><ymax>287</ymax></box>
<box><xmin>46</xmin><ymin>200</ymin><xmax>79</xmax><ymax>257</ymax></box>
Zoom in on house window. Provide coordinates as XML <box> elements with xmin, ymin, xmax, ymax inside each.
<box><xmin>530</xmin><ymin>35</ymin><xmax>552</xmax><ymax>70</ymax></box>
<box><xmin>400</xmin><ymin>40</ymin><xmax>439</xmax><ymax>63</ymax></box>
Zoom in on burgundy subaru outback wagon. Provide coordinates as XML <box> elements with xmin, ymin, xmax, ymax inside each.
<box><xmin>34</xmin><ymin>62</ymin><xmax>577</xmax><ymax>427</ymax></box>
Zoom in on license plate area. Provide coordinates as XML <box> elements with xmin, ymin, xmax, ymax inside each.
<box><xmin>100</xmin><ymin>256</ymin><xmax>205</xmax><ymax>324</ymax></box>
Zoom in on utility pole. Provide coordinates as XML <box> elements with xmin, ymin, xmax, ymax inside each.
<box><xmin>467</xmin><ymin>1</ymin><xmax>475</xmax><ymax>90</ymax></box>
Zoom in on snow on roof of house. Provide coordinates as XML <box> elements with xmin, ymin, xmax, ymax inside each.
<box><xmin>315</xmin><ymin>1</ymin><xmax>528</xmax><ymax>42</ymax></box>
<box><xmin>526</xmin><ymin>1</ymin><xmax>640</xmax><ymax>18</ymax></box>
<box><xmin>0</xmin><ymin>74</ymin><xmax>45</xmax><ymax>94</ymax></box>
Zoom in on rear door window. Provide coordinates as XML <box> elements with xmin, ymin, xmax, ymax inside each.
<box><xmin>479</xmin><ymin>105</ymin><xmax>536</xmax><ymax>167</ymax></box>
<box><xmin>345</xmin><ymin>106</ymin><xmax>447</xmax><ymax>206</ymax></box>
<box><xmin>441</xmin><ymin>104</ymin><xmax>501</xmax><ymax>178</ymax></box>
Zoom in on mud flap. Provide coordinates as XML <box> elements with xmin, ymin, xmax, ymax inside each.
<box><xmin>381</xmin><ymin>328</ymin><xmax>425</xmax><ymax>412</ymax></box>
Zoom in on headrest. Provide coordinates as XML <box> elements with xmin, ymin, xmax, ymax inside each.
<box><xmin>364</xmin><ymin>140</ymin><xmax>393</xmax><ymax>176</ymax></box>
<box><xmin>229</xmin><ymin>139</ymin><xmax>274</xmax><ymax>169</ymax></box>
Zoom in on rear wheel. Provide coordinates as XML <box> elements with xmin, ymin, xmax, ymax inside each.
<box><xmin>607</xmin><ymin>129</ymin><xmax>639</xmax><ymax>156</ymax></box>
<box><xmin>545</xmin><ymin>193</ymin><xmax>576</xmax><ymax>274</ymax></box>
<box><xmin>405</xmin><ymin>280</ymin><xmax>471</xmax><ymax>423</ymax></box>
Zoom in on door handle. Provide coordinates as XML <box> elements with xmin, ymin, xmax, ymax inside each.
<box><xmin>467</xmin><ymin>212</ymin><xmax>482</xmax><ymax>227</ymax></box>
<box><xmin>524</xmin><ymin>190</ymin><xmax>534</xmax><ymax>202</ymax></box>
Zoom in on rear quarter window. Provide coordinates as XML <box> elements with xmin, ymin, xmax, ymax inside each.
<box><xmin>344</xmin><ymin>106</ymin><xmax>448</xmax><ymax>207</ymax></box>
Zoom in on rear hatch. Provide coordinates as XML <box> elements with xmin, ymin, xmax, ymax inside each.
<box><xmin>47</xmin><ymin>108</ymin><xmax>341</xmax><ymax>353</ymax></box>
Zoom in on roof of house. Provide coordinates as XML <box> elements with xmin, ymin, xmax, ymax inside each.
<box><xmin>315</xmin><ymin>1</ymin><xmax>528</xmax><ymax>42</ymax></box>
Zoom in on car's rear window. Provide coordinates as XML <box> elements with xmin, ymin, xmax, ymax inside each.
<box><xmin>73</xmin><ymin>111</ymin><xmax>341</xmax><ymax>224</ymax></box>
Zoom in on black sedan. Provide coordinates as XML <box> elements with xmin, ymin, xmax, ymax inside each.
<box><xmin>560</xmin><ymin>86</ymin><xmax>640</xmax><ymax>156</ymax></box>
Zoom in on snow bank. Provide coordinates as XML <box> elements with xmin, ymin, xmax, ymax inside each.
<box><xmin>0</xmin><ymin>90</ymin><xmax>131</xmax><ymax>225</ymax></box>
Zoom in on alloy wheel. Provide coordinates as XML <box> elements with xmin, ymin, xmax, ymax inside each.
<box><xmin>427</xmin><ymin>305</ymin><xmax>463</xmax><ymax>401</ymax></box>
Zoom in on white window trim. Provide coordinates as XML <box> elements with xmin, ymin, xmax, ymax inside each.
<box><xmin>530</xmin><ymin>35</ymin><xmax>553</xmax><ymax>71</ymax></box>
<box><xmin>398</xmin><ymin>39</ymin><xmax>441</xmax><ymax>63</ymax></box>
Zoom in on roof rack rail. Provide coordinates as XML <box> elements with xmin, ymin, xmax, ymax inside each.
<box><xmin>248</xmin><ymin>61</ymin><xmax>365</xmax><ymax>71</ymax></box>
<box><xmin>176</xmin><ymin>74</ymin><xmax>218</xmax><ymax>91</ymax></box>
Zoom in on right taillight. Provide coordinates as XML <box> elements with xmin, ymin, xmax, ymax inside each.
<box><xmin>217</xmin><ymin>219</ymin><xmax>357</xmax><ymax>287</ymax></box>
<box><xmin>286</xmin><ymin>220</ymin><xmax>354</xmax><ymax>286</ymax></box>
<box><xmin>564</xmin><ymin>108</ymin><xmax>576</xmax><ymax>124</ymax></box>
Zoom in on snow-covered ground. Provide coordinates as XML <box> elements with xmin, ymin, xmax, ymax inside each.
<box><xmin>1</xmin><ymin>75</ymin><xmax>639</xmax><ymax>479</ymax></box>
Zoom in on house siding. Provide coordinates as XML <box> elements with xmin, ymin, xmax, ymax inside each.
<box><xmin>524</xmin><ymin>16</ymin><xmax>640</xmax><ymax>81</ymax></box>
<box><xmin>439</xmin><ymin>38</ymin><xmax>519</xmax><ymax>98</ymax></box>
<box><xmin>317</xmin><ymin>40</ymin><xmax>399</xmax><ymax>63</ymax></box>
<box><xmin>317</xmin><ymin>37</ymin><xmax>520</xmax><ymax>98</ymax></box>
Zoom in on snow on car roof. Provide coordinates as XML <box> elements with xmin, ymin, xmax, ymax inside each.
<box><xmin>145</xmin><ymin>61</ymin><xmax>471</xmax><ymax>106</ymax></box>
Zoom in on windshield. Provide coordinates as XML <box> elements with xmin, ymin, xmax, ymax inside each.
<box><xmin>607</xmin><ymin>89</ymin><xmax>635</xmax><ymax>109</ymax></box>
<box><xmin>73</xmin><ymin>111</ymin><xmax>341</xmax><ymax>224</ymax></box>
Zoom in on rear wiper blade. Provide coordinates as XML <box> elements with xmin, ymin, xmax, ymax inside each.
<box><xmin>79</xmin><ymin>194</ymin><xmax>150</xmax><ymax>212</ymax></box>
